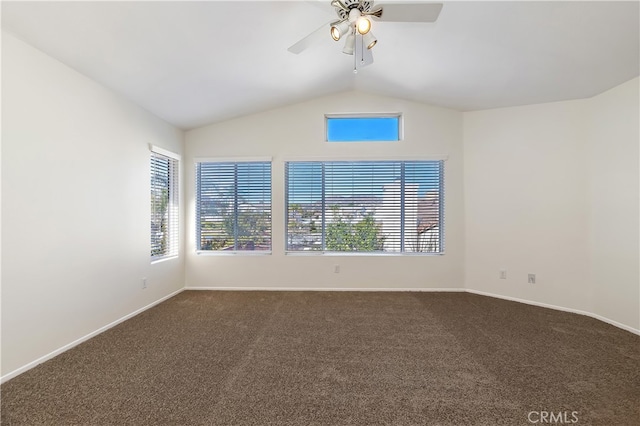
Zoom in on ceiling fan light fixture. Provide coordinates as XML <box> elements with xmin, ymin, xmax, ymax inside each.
<box><xmin>348</xmin><ymin>8</ymin><xmax>361</xmax><ymax>23</ymax></box>
<box><xmin>342</xmin><ymin>31</ymin><xmax>355</xmax><ymax>55</ymax></box>
<box><xmin>331</xmin><ymin>20</ymin><xmax>351</xmax><ymax>41</ymax></box>
<box><xmin>363</xmin><ymin>31</ymin><xmax>377</xmax><ymax>49</ymax></box>
<box><xmin>356</xmin><ymin>17</ymin><xmax>371</xmax><ymax>35</ymax></box>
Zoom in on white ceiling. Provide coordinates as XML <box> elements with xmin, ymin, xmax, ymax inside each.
<box><xmin>2</xmin><ymin>1</ymin><xmax>639</xmax><ymax>130</ymax></box>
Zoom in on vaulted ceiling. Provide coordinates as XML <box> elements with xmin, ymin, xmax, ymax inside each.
<box><xmin>3</xmin><ymin>1</ymin><xmax>639</xmax><ymax>130</ymax></box>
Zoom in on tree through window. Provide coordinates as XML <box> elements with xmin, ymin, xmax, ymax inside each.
<box><xmin>151</xmin><ymin>149</ymin><xmax>179</xmax><ymax>260</ymax></box>
<box><xmin>285</xmin><ymin>160</ymin><xmax>443</xmax><ymax>254</ymax></box>
<box><xmin>196</xmin><ymin>161</ymin><xmax>272</xmax><ymax>252</ymax></box>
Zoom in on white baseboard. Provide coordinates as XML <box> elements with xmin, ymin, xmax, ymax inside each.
<box><xmin>466</xmin><ymin>289</ymin><xmax>640</xmax><ymax>336</ymax></box>
<box><xmin>184</xmin><ymin>286</ymin><xmax>466</xmax><ymax>292</ymax></box>
<box><xmin>0</xmin><ymin>288</ymin><xmax>185</xmax><ymax>384</ymax></box>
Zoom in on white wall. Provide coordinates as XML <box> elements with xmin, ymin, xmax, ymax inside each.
<box><xmin>587</xmin><ymin>78</ymin><xmax>639</xmax><ymax>331</ymax></box>
<box><xmin>2</xmin><ymin>29</ymin><xmax>636</xmax><ymax>383</ymax></box>
<box><xmin>1</xmin><ymin>32</ymin><xmax>185</xmax><ymax>378</ymax></box>
<box><xmin>185</xmin><ymin>92</ymin><xmax>464</xmax><ymax>290</ymax></box>
<box><xmin>463</xmin><ymin>100</ymin><xmax>590</xmax><ymax>311</ymax></box>
<box><xmin>464</xmin><ymin>77</ymin><xmax>639</xmax><ymax>332</ymax></box>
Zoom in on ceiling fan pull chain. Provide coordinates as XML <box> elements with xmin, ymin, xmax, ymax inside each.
<box><xmin>354</xmin><ymin>34</ymin><xmax>360</xmax><ymax>73</ymax></box>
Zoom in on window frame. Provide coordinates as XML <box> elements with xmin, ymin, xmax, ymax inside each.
<box><xmin>325</xmin><ymin>113</ymin><xmax>403</xmax><ymax>142</ymax></box>
<box><xmin>150</xmin><ymin>145</ymin><xmax>180</xmax><ymax>263</ymax></box>
<box><xmin>195</xmin><ymin>157</ymin><xmax>273</xmax><ymax>255</ymax></box>
<box><xmin>284</xmin><ymin>157</ymin><xmax>445</xmax><ymax>256</ymax></box>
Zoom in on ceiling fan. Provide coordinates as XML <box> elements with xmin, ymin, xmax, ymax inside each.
<box><xmin>288</xmin><ymin>0</ymin><xmax>443</xmax><ymax>71</ymax></box>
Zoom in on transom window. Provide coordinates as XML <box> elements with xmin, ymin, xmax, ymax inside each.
<box><xmin>326</xmin><ymin>114</ymin><xmax>401</xmax><ymax>142</ymax></box>
<box><xmin>196</xmin><ymin>160</ymin><xmax>272</xmax><ymax>253</ymax></box>
<box><xmin>285</xmin><ymin>160</ymin><xmax>444</xmax><ymax>254</ymax></box>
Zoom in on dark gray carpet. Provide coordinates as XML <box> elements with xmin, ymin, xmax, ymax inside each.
<box><xmin>2</xmin><ymin>291</ymin><xmax>639</xmax><ymax>425</ymax></box>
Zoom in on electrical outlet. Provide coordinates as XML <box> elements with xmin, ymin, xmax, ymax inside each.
<box><xmin>334</xmin><ymin>265</ymin><xmax>340</xmax><ymax>274</ymax></box>
<box><xmin>499</xmin><ymin>270</ymin><xmax>507</xmax><ymax>279</ymax></box>
<box><xmin>142</xmin><ymin>277</ymin><xmax>147</xmax><ymax>289</ymax></box>
<box><xmin>528</xmin><ymin>274</ymin><xmax>536</xmax><ymax>284</ymax></box>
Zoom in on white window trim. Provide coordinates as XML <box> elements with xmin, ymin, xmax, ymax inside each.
<box><xmin>195</xmin><ymin>159</ymin><xmax>273</xmax><ymax>255</ymax></box>
<box><xmin>284</xmin><ymin>251</ymin><xmax>444</xmax><ymax>257</ymax></box>
<box><xmin>325</xmin><ymin>112</ymin><xmax>402</xmax><ymax>118</ymax></box>
<box><xmin>324</xmin><ymin>112</ymin><xmax>403</xmax><ymax>142</ymax></box>
<box><xmin>151</xmin><ymin>255</ymin><xmax>179</xmax><ymax>265</ymax></box>
<box><xmin>150</xmin><ymin>144</ymin><xmax>181</xmax><ymax>161</ymax></box>
<box><xmin>284</xmin><ymin>159</ymin><xmax>445</xmax><ymax>256</ymax></box>
<box><xmin>194</xmin><ymin>156</ymin><xmax>272</xmax><ymax>163</ymax></box>
<box><xmin>282</xmin><ymin>155</ymin><xmax>449</xmax><ymax>163</ymax></box>
<box><xmin>196</xmin><ymin>251</ymin><xmax>272</xmax><ymax>256</ymax></box>
<box><xmin>150</xmin><ymin>148</ymin><xmax>180</xmax><ymax>262</ymax></box>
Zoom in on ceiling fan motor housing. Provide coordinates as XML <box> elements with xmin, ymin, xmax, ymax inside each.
<box><xmin>335</xmin><ymin>0</ymin><xmax>374</xmax><ymax>20</ymax></box>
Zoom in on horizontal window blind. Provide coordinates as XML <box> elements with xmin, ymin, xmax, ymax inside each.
<box><xmin>196</xmin><ymin>161</ymin><xmax>272</xmax><ymax>252</ymax></box>
<box><xmin>286</xmin><ymin>160</ymin><xmax>443</xmax><ymax>254</ymax></box>
<box><xmin>151</xmin><ymin>152</ymin><xmax>179</xmax><ymax>259</ymax></box>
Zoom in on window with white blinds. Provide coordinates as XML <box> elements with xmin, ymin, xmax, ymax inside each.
<box><xmin>196</xmin><ymin>161</ymin><xmax>272</xmax><ymax>252</ymax></box>
<box><xmin>151</xmin><ymin>151</ymin><xmax>179</xmax><ymax>260</ymax></box>
<box><xmin>285</xmin><ymin>160</ymin><xmax>443</xmax><ymax>254</ymax></box>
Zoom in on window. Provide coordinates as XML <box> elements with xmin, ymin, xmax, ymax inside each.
<box><xmin>326</xmin><ymin>114</ymin><xmax>401</xmax><ymax>142</ymax></box>
<box><xmin>286</xmin><ymin>160</ymin><xmax>443</xmax><ymax>254</ymax></box>
<box><xmin>196</xmin><ymin>160</ymin><xmax>272</xmax><ymax>253</ymax></box>
<box><xmin>150</xmin><ymin>147</ymin><xmax>179</xmax><ymax>260</ymax></box>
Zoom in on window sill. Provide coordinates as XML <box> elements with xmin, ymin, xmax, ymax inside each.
<box><xmin>285</xmin><ymin>252</ymin><xmax>444</xmax><ymax>257</ymax></box>
<box><xmin>196</xmin><ymin>251</ymin><xmax>272</xmax><ymax>256</ymax></box>
<box><xmin>151</xmin><ymin>255</ymin><xmax>179</xmax><ymax>265</ymax></box>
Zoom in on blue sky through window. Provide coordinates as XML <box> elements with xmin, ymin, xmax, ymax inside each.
<box><xmin>326</xmin><ymin>116</ymin><xmax>400</xmax><ymax>142</ymax></box>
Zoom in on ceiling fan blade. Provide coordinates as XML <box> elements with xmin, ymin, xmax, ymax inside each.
<box><xmin>354</xmin><ymin>33</ymin><xmax>374</xmax><ymax>68</ymax></box>
<box><xmin>287</xmin><ymin>20</ymin><xmax>338</xmax><ymax>54</ymax></box>
<box><xmin>372</xmin><ymin>3</ymin><xmax>443</xmax><ymax>23</ymax></box>
<box><xmin>304</xmin><ymin>0</ymin><xmax>335</xmax><ymax>14</ymax></box>
<box><xmin>331</xmin><ymin>0</ymin><xmax>351</xmax><ymax>13</ymax></box>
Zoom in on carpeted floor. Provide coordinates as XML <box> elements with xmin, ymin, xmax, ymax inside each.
<box><xmin>1</xmin><ymin>291</ymin><xmax>639</xmax><ymax>425</ymax></box>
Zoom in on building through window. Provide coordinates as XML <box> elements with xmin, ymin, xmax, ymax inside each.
<box><xmin>285</xmin><ymin>160</ymin><xmax>443</xmax><ymax>254</ymax></box>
